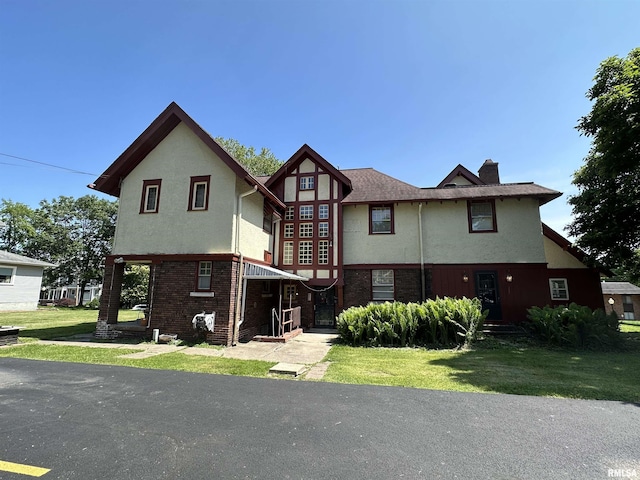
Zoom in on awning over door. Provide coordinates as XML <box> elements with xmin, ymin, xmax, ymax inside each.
<box><xmin>243</xmin><ymin>262</ymin><xmax>309</xmax><ymax>281</ymax></box>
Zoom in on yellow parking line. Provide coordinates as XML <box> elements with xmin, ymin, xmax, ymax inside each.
<box><xmin>0</xmin><ymin>460</ymin><xmax>50</xmax><ymax>477</ymax></box>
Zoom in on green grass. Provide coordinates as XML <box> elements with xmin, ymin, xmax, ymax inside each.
<box><xmin>322</xmin><ymin>337</ymin><xmax>640</xmax><ymax>403</ymax></box>
<box><xmin>0</xmin><ymin>344</ymin><xmax>275</xmax><ymax>377</ymax></box>
<box><xmin>620</xmin><ymin>320</ymin><xmax>640</xmax><ymax>333</ymax></box>
<box><xmin>0</xmin><ymin>306</ymin><xmax>139</xmax><ymax>340</ymax></box>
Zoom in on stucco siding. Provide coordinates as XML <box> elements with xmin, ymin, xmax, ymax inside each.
<box><xmin>236</xmin><ymin>179</ymin><xmax>272</xmax><ymax>259</ymax></box>
<box><xmin>112</xmin><ymin>122</ymin><xmax>237</xmax><ymax>255</ymax></box>
<box><xmin>0</xmin><ymin>265</ymin><xmax>45</xmax><ymax>311</ymax></box>
<box><xmin>425</xmin><ymin>198</ymin><xmax>546</xmax><ymax>264</ymax></box>
<box><xmin>343</xmin><ymin>203</ymin><xmax>420</xmax><ymax>265</ymax></box>
<box><xmin>543</xmin><ymin>236</ymin><xmax>587</xmax><ymax>269</ymax></box>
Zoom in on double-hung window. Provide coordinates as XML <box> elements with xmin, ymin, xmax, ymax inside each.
<box><xmin>370</xmin><ymin>205</ymin><xmax>393</xmax><ymax>234</ymax></box>
<box><xmin>284</xmin><ymin>224</ymin><xmax>294</xmax><ymax>238</ymax></box>
<box><xmin>623</xmin><ymin>295</ymin><xmax>635</xmax><ymax>320</ymax></box>
<box><xmin>300</xmin><ymin>205</ymin><xmax>313</xmax><ymax>220</ymax></box>
<box><xmin>198</xmin><ymin>261</ymin><xmax>212</xmax><ymax>290</ymax></box>
<box><xmin>285</xmin><ymin>206</ymin><xmax>295</xmax><ymax>220</ymax></box>
<box><xmin>299</xmin><ymin>223</ymin><xmax>313</xmax><ymax>238</ymax></box>
<box><xmin>549</xmin><ymin>278</ymin><xmax>569</xmax><ymax>301</ymax></box>
<box><xmin>319</xmin><ymin>204</ymin><xmax>329</xmax><ymax>219</ymax></box>
<box><xmin>298</xmin><ymin>241</ymin><xmax>313</xmax><ymax>264</ymax></box>
<box><xmin>140</xmin><ymin>179</ymin><xmax>162</xmax><ymax>213</ymax></box>
<box><xmin>283</xmin><ymin>242</ymin><xmax>294</xmax><ymax>265</ymax></box>
<box><xmin>319</xmin><ymin>222</ymin><xmax>329</xmax><ymax>237</ymax></box>
<box><xmin>468</xmin><ymin>200</ymin><xmax>497</xmax><ymax>232</ymax></box>
<box><xmin>189</xmin><ymin>176</ymin><xmax>210</xmax><ymax>211</ymax></box>
<box><xmin>372</xmin><ymin>269</ymin><xmax>394</xmax><ymax>302</ymax></box>
<box><xmin>318</xmin><ymin>241</ymin><xmax>329</xmax><ymax>264</ymax></box>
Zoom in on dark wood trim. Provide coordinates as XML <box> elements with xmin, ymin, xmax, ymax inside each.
<box><xmin>368</xmin><ymin>204</ymin><xmax>395</xmax><ymax>235</ymax></box>
<box><xmin>188</xmin><ymin>175</ymin><xmax>211</xmax><ymax>211</ymax></box>
<box><xmin>139</xmin><ymin>179</ymin><xmax>162</xmax><ymax>214</ymax></box>
<box><xmin>467</xmin><ymin>199</ymin><xmax>497</xmax><ymax>233</ymax></box>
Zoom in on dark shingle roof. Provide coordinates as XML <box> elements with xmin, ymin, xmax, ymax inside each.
<box><xmin>340</xmin><ymin>168</ymin><xmax>562</xmax><ymax>205</ymax></box>
<box><xmin>601</xmin><ymin>282</ymin><xmax>640</xmax><ymax>295</ymax></box>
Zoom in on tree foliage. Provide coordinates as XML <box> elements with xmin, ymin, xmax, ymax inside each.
<box><xmin>215</xmin><ymin>137</ymin><xmax>283</xmax><ymax>176</ymax></box>
<box><xmin>568</xmin><ymin>48</ymin><xmax>640</xmax><ymax>283</ymax></box>
<box><xmin>121</xmin><ymin>264</ymin><xmax>150</xmax><ymax>308</ymax></box>
<box><xmin>0</xmin><ymin>195</ymin><xmax>117</xmax><ymax>305</ymax></box>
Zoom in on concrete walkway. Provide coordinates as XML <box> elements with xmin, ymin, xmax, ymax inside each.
<box><xmin>37</xmin><ymin>330</ymin><xmax>339</xmax><ymax>378</ymax></box>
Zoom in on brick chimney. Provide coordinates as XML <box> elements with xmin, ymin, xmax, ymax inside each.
<box><xmin>478</xmin><ymin>159</ymin><xmax>500</xmax><ymax>184</ymax></box>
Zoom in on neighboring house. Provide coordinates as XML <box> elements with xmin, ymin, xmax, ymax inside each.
<box><xmin>601</xmin><ymin>282</ymin><xmax>640</xmax><ymax>321</ymax></box>
<box><xmin>41</xmin><ymin>284</ymin><xmax>102</xmax><ymax>306</ymax></box>
<box><xmin>92</xmin><ymin>102</ymin><xmax>604</xmax><ymax>345</ymax></box>
<box><xmin>0</xmin><ymin>250</ymin><xmax>55</xmax><ymax>311</ymax></box>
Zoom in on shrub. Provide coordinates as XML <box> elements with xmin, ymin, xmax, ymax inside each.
<box><xmin>336</xmin><ymin>297</ymin><xmax>487</xmax><ymax>348</ymax></box>
<box><xmin>85</xmin><ymin>297</ymin><xmax>100</xmax><ymax>310</ymax></box>
<box><xmin>526</xmin><ymin>303</ymin><xmax>621</xmax><ymax>350</ymax></box>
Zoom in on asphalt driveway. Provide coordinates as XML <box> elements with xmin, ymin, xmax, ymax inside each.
<box><xmin>1</xmin><ymin>358</ymin><xmax>638</xmax><ymax>479</ymax></box>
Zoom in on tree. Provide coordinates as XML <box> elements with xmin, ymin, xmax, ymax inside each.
<box><xmin>215</xmin><ymin>137</ymin><xmax>283</xmax><ymax>176</ymax></box>
<box><xmin>0</xmin><ymin>200</ymin><xmax>37</xmax><ymax>254</ymax></box>
<box><xmin>30</xmin><ymin>195</ymin><xmax>117</xmax><ymax>305</ymax></box>
<box><xmin>121</xmin><ymin>264</ymin><xmax>150</xmax><ymax>308</ymax></box>
<box><xmin>568</xmin><ymin>48</ymin><xmax>640</xmax><ymax>283</ymax></box>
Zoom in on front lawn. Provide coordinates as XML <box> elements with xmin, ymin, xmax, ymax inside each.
<box><xmin>322</xmin><ymin>338</ymin><xmax>640</xmax><ymax>403</ymax></box>
<box><xmin>0</xmin><ymin>306</ymin><xmax>138</xmax><ymax>340</ymax></box>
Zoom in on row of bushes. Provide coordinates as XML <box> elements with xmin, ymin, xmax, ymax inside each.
<box><xmin>336</xmin><ymin>297</ymin><xmax>487</xmax><ymax>348</ymax></box>
<box><xmin>526</xmin><ymin>303</ymin><xmax>621</xmax><ymax>349</ymax></box>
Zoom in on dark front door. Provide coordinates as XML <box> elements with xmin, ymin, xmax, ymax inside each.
<box><xmin>314</xmin><ymin>287</ymin><xmax>336</xmax><ymax>327</ymax></box>
<box><xmin>475</xmin><ymin>271</ymin><xmax>502</xmax><ymax>321</ymax></box>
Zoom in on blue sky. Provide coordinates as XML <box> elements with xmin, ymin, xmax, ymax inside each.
<box><xmin>1</xmin><ymin>0</ymin><xmax>638</xmax><ymax>238</ymax></box>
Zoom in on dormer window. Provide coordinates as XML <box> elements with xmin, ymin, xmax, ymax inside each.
<box><xmin>189</xmin><ymin>176</ymin><xmax>210</xmax><ymax>211</ymax></box>
<box><xmin>140</xmin><ymin>179</ymin><xmax>162</xmax><ymax>214</ymax></box>
<box><xmin>299</xmin><ymin>176</ymin><xmax>315</xmax><ymax>190</ymax></box>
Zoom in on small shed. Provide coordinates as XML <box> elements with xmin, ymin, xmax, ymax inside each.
<box><xmin>601</xmin><ymin>281</ymin><xmax>640</xmax><ymax>321</ymax></box>
<box><xmin>0</xmin><ymin>251</ymin><xmax>55</xmax><ymax>311</ymax></box>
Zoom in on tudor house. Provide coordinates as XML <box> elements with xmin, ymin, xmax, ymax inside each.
<box><xmin>92</xmin><ymin>102</ymin><xmax>604</xmax><ymax>345</ymax></box>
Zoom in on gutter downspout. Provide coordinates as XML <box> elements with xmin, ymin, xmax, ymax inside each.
<box><xmin>232</xmin><ymin>186</ymin><xmax>258</xmax><ymax>346</ymax></box>
<box><xmin>418</xmin><ymin>203</ymin><xmax>425</xmax><ymax>301</ymax></box>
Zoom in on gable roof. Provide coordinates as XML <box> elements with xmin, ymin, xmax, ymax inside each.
<box><xmin>601</xmin><ymin>281</ymin><xmax>640</xmax><ymax>295</ymax></box>
<box><xmin>266</xmin><ymin>144</ymin><xmax>352</xmax><ymax>196</ymax></box>
<box><xmin>91</xmin><ymin>102</ymin><xmax>285</xmax><ymax>210</ymax></box>
<box><xmin>437</xmin><ymin>164</ymin><xmax>484</xmax><ymax>187</ymax></box>
<box><xmin>541</xmin><ymin>223</ymin><xmax>613</xmax><ymax>275</ymax></box>
<box><xmin>341</xmin><ymin>168</ymin><xmax>562</xmax><ymax>205</ymax></box>
<box><xmin>0</xmin><ymin>250</ymin><xmax>56</xmax><ymax>268</ymax></box>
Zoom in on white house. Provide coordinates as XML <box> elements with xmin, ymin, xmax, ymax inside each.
<box><xmin>0</xmin><ymin>250</ymin><xmax>55</xmax><ymax>311</ymax></box>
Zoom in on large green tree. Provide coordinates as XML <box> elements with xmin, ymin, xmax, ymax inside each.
<box><xmin>0</xmin><ymin>199</ymin><xmax>37</xmax><ymax>254</ymax></box>
<box><xmin>215</xmin><ymin>137</ymin><xmax>283</xmax><ymax>176</ymax></box>
<box><xmin>568</xmin><ymin>48</ymin><xmax>640</xmax><ymax>283</ymax></box>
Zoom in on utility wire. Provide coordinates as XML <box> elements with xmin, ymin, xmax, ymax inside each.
<box><xmin>0</xmin><ymin>152</ymin><xmax>98</xmax><ymax>176</ymax></box>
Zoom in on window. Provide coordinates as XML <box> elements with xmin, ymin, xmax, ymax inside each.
<box><xmin>284</xmin><ymin>224</ymin><xmax>294</xmax><ymax>238</ymax></box>
<box><xmin>299</xmin><ymin>223</ymin><xmax>313</xmax><ymax>238</ymax></box>
<box><xmin>319</xmin><ymin>222</ymin><xmax>329</xmax><ymax>237</ymax></box>
<box><xmin>263</xmin><ymin>205</ymin><xmax>273</xmax><ymax>234</ymax></box>
<box><xmin>285</xmin><ymin>206</ymin><xmax>294</xmax><ymax>220</ymax></box>
<box><xmin>198</xmin><ymin>261</ymin><xmax>212</xmax><ymax>290</ymax></box>
<box><xmin>284</xmin><ymin>284</ymin><xmax>297</xmax><ymax>301</ymax></box>
<box><xmin>372</xmin><ymin>269</ymin><xmax>394</xmax><ymax>302</ymax></box>
<box><xmin>283</xmin><ymin>241</ymin><xmax>293</xmax><ymax>265</ymax></box>
<box><xmin>298</xmin><ymin>241</ymin><xmax>313</xmax><ymax>264</ymax></box>
<box><xmin>468</xmin><ymin>200</ymin><xmax>496</xmax><ymax>232</ymax></box>
<box><xmin>140</xmin><ymin>179</ymin><xmax>162</xmax><ymax>213</ymax></box>
<box><xmin>623</xmin><ymin>295</ymin><xmax>635</xmax><ymax>320</ymax></box>
<box><xmin>318</xmin><ymin>241</ymin><xmax>329</xmax><ymax>264</ymax></box>
<box><xmin>188</xmin><ymin>176</ymin><xmax>210</xmax><ymax>211</ymax></box>
<box><xmin>319</xmin><ymin>204</ymin><xmax>329</xmax><ymax>219</ymax></box>
<box><xmin>300</xmin><ymin>205</ymin><xmax>313</xmax><ymax>220</ymax></box>
<box><xmin>549</xmin><ymin>278</ymin><xmax>569</xmax><ymax>301</ymax></box>
<box><xmin>0</xmin><ymin>266</ymin><xmax>16</xmax><ymax>285</ymax></box>
<box><xmin>299</xmin><ymin>176</ymin><xmax>315</xmax><ymax>190</ymax></box>
<box><xmin>370</xmin><ymin>205</ymin><xmax>393</xmax><ymax>234</ymax></box>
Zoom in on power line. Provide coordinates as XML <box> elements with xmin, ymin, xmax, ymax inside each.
<box><xmin>0</xmin><ymin>152</ymin><xmax>98</xmax><ymax>176</ymax></box>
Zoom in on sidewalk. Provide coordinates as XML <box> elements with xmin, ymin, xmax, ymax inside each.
<box><xmin>38</xmin><ymin>329</ymin><xmax>339</xmax><ymax>378</ymax></box>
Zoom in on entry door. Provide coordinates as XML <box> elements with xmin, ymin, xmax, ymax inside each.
<box><xmin>314</xmin><ymin>288</ymin><xmax>336</xmax><ymax>327</ymax></box>
<box><xmin>475</xmin><ymin>271</ymin><xmax>502</xmax><ymax>321</ymax></box>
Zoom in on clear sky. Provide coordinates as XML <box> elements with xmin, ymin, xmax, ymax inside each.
<box><xmin>1</xmin><ymin>0</ymin><xmax>638</xmax><ymax>238</ymax></box>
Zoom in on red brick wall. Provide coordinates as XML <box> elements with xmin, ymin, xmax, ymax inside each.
<box><xmin>343</xmin><ymin>268</ymin><xmax>422</xmax><ymax>308</ymax></box>
<box><xmin>146</xmin><ymin>259</ymin><xmax>238</xmax><ymax>345</ymax></box>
